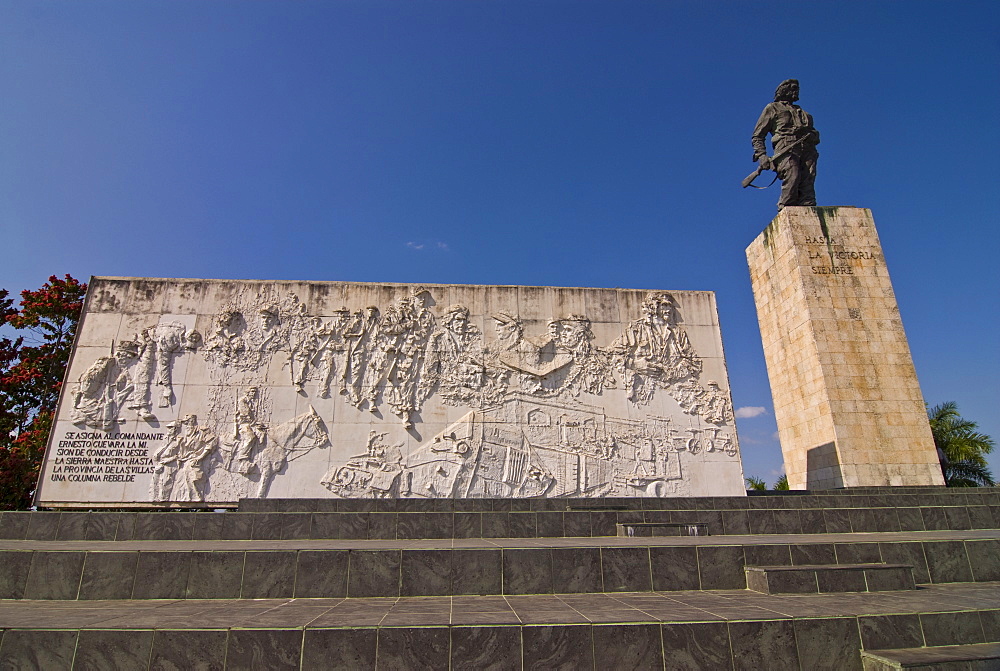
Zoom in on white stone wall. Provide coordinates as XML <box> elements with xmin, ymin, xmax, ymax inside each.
<box><xmin>37</xmin><ymin>278</ymin><xmax>745</xmax><ymax>506</ymax></box>
<box><xmin>747</xmin><ymin>207</ymin><xmax>944</xmax><ymax>489</ymax></box>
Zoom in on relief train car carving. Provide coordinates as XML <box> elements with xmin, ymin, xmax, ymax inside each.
<box><xmin>38</xmin><ymin>279</ymin><xmax>746</xmax><ymax>506</ymax></box>
<box><xmin>321</xmin><ymin>394</ymin><xmax>737</xmax><ymax>499</ymax></box>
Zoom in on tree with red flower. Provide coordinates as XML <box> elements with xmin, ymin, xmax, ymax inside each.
<box><xmin>0</xmin><ymin>275</ymin><xmax>87</xmax><ymax>509</ymax></box>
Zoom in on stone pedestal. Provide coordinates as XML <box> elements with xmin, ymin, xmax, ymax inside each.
<box><xmin>746</xmin><ymin>207</ymin><xmax>943</xmax><ymax>489</ymax></box>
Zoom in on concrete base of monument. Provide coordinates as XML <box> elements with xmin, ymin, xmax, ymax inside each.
<box><xmin>747</xmin><ymin>207</ymin><xmax>944</xmax><ymax>489</ymax></box>
<box><xmin>1</xmin><ymin>487</ymin><xmax>998</xmax><ymax>668</ymax></box>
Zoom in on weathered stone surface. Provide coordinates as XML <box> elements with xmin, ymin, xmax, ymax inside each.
<box><xmin>38</xmin><ymin>279</ymin><xmax>745</xmax><ymax>506</ymax></box>
<box><xmin>746</xmin><ymin>207</ymin><xmax>943</xmax><ymax>489</ymax></box>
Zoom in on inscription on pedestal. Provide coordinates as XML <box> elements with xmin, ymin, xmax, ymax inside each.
<box><xmin>746</xmin><ymin>207</ymin><xmax>943</xmax><ymax>489</ymax></box>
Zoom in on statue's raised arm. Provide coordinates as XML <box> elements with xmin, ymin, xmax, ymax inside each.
<box><xmin>745</xmin><ymin>79</ymin><xmax>820</xmax><ymax>209</ymax></box>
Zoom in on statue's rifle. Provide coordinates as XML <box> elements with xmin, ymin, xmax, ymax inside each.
<box><xmin>741</xmin><ymin>131</ymin><xmax>815</xmax><ymax>189</ymax></box>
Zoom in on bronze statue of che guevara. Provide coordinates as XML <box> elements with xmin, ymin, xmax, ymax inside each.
<box><xmin>747</xmin><ymin>79</ymin><xmax>820</xmax><ymax>209</ymax></box>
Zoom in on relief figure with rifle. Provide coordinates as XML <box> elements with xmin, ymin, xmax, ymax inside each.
<box><xmin>745</xmin><ymin>79</ymin><xmax>820</xmax><ymax>209</ymax></box>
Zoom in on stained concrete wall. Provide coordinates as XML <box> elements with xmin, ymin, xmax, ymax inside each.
<box><xmin>746</xmin><ymin>207</ymin><xmax>943</xmax><ymax>489</ymax></box>
<box><xmin>38</xmin><ymin>279</ymin><xmax>745</xmax><ymax>506</ymax></box>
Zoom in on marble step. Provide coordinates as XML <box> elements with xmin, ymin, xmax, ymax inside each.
<box><xmin>4</xmin><ymin>503</ymin><xmax>998</xmax><ymax>542</ymax></box>
<box><xmin>745</xmin><ymin>563</ymin><xmax>916</xmax><ymax>594</ymax></box>
<box><xmin>861</xmin><ymin>642</ymin><xmax>1000</xmax><ymax>670</ymax></box>
<box><xmin>0</xmin><ymin>584</ymin><xmax>997</xmax><ymax>670</ymax></box>
<box><xmin>237</xmin><ymin>489</ymin><xmax>1000</xmax><ymax>512</ymax></box>
<box><xmin>2</xmin><ymin>532</ymin><xmax>998</xmax><ymax>600</ymax></box>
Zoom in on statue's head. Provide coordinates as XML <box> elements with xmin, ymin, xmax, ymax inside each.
<box><xmin>559</xmin><ymin>314</ymin><xmax>592</xmax><ymax>346</ymax></box>
<box><xmin>217</xmin><ymin>309</ymin><xmax>244</xmax><ymax>333</ymax></box>
<box><xmin>774</xmin><ymin>79</ymin><xmax>800</xmax><ymax>102</ymax></box>
<box><xmin>493</xmin><ymin>312</ymin><xmax>523</xmax><ymax>341</ymax></box>
<box><xmin>258</xmin><ymin>306</ymin><xmax>279</xmax><ymax>328</ymax></box>
<box><xmin>184</xmin><ymin>329</ymin><xmax>202</xmax><ymax>351</ymax></box>
<box><xmin>642</xmin><ymin>292</ymin><xmax>678</xmax><ymax>323</ymax></box>
<box><xmin>114</xmin><ymin>340</ymin><xmax>140</xmax><ymax>365</ymax></box>
<box><xmin>410</xmin><ymin>287</ymin><xmax>432</xmax><ymax>308</ymax></box>
<box><xmin>443</xmin><ymin>304</ymin><xmax>470</xmax><ymax>331</ymax></box>
<box><xmin>331</xmin><ymin>307</ymin><xmax>350</xmax><ymax>325</ymax></box>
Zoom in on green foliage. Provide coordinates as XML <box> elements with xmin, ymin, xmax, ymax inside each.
<box><xmin>745</xmin><ymin>475</ymin><xmax>790</xmax><ymax>491</ymax></box>
<box><xmin>0</xmin><ymin>275</ymin><xmax>87</xmax><ymax>509</ymax></box>
<box><xmin>928</xmin><ymin>402</ymin><xmax>995</xmax><ymax>487</ymax></box>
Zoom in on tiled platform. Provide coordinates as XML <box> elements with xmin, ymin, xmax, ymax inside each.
<box><xmin>3</xmin><ymin>582</ymin><xmax>998</xmax><ymax>627</ymax></box>
<box><xmin>8</xmin><ymin>489</ymin><xmax>1000</xmax><ymax>542</ymax></box>
<box><xmin>2</xmin><ymin>531</ymin><xmax>998</xmax><ymax>600</ymax></box>
<box><xmin>0</xmin><ymin>584</ymin><xmax>998</xmax><ymax>669</ymax></box>
<box><xmin>3</xmin><ymin>490</ymin><xmax>999</xmax><ymax>668</ymax></box>
<box><xmin>2</xmin><ymin>505</ymin><xmax>998</xmax><ymax>542</ymax></box>
<box><xmin>861</xmin><ymin>642</ymin><xmax>1000</xmax><ymax>670</ymax></box>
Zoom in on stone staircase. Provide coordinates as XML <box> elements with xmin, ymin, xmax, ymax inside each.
<box><xmin>861</xmin><ymin>642</ymin><xmax>1000</xmax><ymax>670</ymax></box>
<box><xmin>0</xmin><ymin>487</ymin><xmax>998</xmax><ymax>669</ymax></box>
<box><xmin>5</xmin><ymin>487</ymin><xmax>999</xmax><ymax>542</ymax></box>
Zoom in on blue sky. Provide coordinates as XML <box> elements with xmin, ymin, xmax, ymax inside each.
<box><xmin>2</xmin><ymin>0</ymin><xmax>998</xmax><ymax>483</ymax></box>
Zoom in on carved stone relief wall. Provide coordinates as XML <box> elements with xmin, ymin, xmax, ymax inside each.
<box><xmin>38</xmin><ymin>279</ymin><xmax>745</xmax><ymax>505</ymax></box>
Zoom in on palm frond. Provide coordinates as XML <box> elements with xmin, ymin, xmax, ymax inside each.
<box><xmin>943</xmin><ymin>459</ymin><xmax>995</xmax><ymax>487</ymax></box>
<box><xmin>927</xmin><ymin>401</ymin><xmax>995</xmax><ymax>487</ymax></box>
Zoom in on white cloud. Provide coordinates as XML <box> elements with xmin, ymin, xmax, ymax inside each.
<box><xmin>735</xmin><ymin>406</ymin><xmax>768</xmax><ymax>418</ymax></box>
<box><xmin>405</xmin><ymin>240</ymin><xmax>450</xmax><ymax>252</ymax></box>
